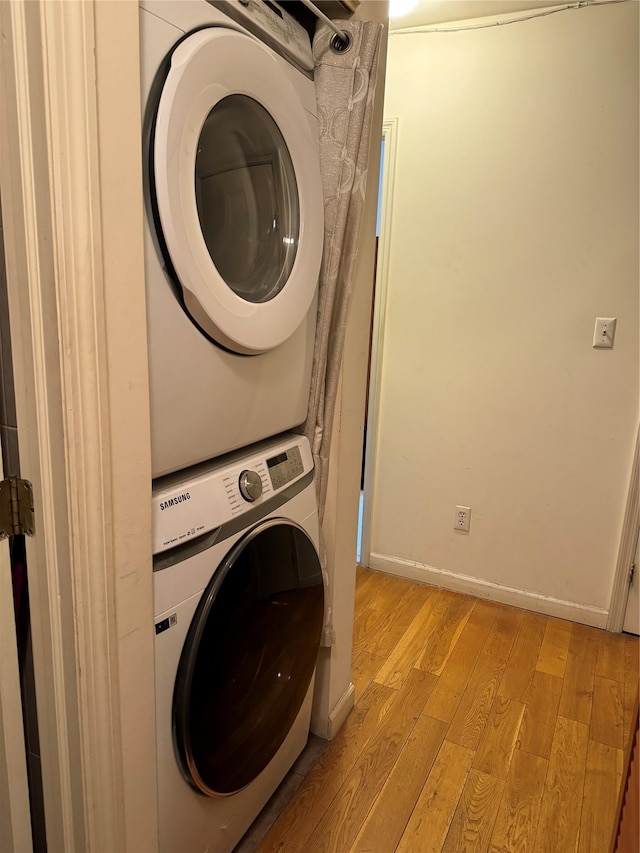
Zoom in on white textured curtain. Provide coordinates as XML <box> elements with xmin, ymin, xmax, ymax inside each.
<box><xmin>302</xmin><ymin>19</ymin><xmax>383</xmax><ymax>523</ymax></box>
<box><xmin>299</xmin><ymin>20</ymin><xmax>382</xmax><ymax>647</ymax></box>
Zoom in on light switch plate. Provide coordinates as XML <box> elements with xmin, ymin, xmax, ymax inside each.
<box><xmin>593</xmin><ymin>317</ymin><xmax>616</xmax><ymax>348</ymax></box>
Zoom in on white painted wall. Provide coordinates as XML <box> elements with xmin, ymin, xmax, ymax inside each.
<box><xmin>368</xmin><ymin>2</ymin><xmax>639</xmax><ymax>626</ymax></box>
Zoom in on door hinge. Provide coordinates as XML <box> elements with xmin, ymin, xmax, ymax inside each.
<box><xmin>630</xmin><ymin>562</ymin><xmax>636</xmax><ymax>586</ymax></box>
<box><xmin>0</xmin><ymin>477</ymin><xmax>35</xmax><ymax>539</ymax></box>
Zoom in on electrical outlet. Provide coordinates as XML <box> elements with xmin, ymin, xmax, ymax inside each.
<box><xmin>455</xmin><ymin>505</ymin><xmax>471</xmax><ymax>532</ymax></box>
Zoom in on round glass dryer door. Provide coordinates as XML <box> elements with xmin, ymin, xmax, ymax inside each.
<box><xmin>195</xmin><ymin>95</ymin><xmax>299</xmax><ymax>305</ymax></box>
<box><xmin>173</xmin><ymin>520</ymin><xmax>324</xmax><ymax>796</ymax></box>
<box><xmin>153</xmin><ymin>28</ymin><xmax>323</xmax><ymax>355</ymax></box>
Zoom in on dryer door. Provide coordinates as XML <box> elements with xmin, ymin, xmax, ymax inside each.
<box><xmin>173</xmin><ymin>519</ymin><xmax>324</xmax><ymax>796</ymax></box>
<box><xmin>153</xmin><ymin>28</ymin><xmax>323</xmax><ymax>355</ymax></box>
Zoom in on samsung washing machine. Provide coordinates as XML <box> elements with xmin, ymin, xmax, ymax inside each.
<box><xmin>153</xmin><ymin>433</ymin><xmax>324</xmax><ymax>853</ymax></box>
<box><xmin>140</xmin><ymin>1</ymin><xmax>324</xmax><ymax>477</ymax></box>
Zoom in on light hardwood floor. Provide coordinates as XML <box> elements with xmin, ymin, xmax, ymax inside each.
<box><xmin>256</xmin><ymin>567</ymin><xmax>639</xmax><ymax>853</ymax></box>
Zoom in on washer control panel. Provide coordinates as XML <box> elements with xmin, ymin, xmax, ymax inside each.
<box><xmin>152</xmin><ymin>434</ymin><xmax>313</xmax><ymax>554</ymax></box>
<box><xmin>266</xmin><ymin>446</ymin><xmax>304</xmax><ymax>490</ymax></box>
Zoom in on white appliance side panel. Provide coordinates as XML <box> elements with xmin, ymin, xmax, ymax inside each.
<box><xmin>139</xmin><ymin>9</ymin><xmax>184</xmax><ymax>105</ymax></box>
<box><xmin>139</xmin><ymin>0</ymin><xmax>313</xmax><ymax>87</ymax></box>
<box><xmin>146</xmin><ymin>226</ymin><xmax>317</xmax><ymax>477</ymax></box>
<box><xmin>140</xmin><ymin>3</ymin><xmax>318</xmax><ymax>114</ymax></box>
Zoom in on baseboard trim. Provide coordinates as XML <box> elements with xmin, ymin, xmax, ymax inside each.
<box><xmin>324</xmin><ymin>682</ymin><xmax>355</xmax><ymax>740</ymax></box>
<box><xmin>368</xmin><ymin>553</ymin><xmax>609</xmax><ymax>628</ymax></box>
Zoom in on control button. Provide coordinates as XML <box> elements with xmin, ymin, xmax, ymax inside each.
<box><xmin>238</xmin><ymin>469</ymin><xmax>263</xmax><ymax>502</ymax></box>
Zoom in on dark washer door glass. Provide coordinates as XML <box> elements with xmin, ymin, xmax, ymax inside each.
<box><xmin>173</xmin><ymin>520</ymin><xmax>323</xmax><ymax>796</ymax></box>
<box><xmin>194</xmin><ymin>95</ymin><xmax>300</xmax><ymax>304</ymax></box>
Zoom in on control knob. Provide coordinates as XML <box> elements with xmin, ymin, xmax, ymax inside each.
<box><xmin>238</xmin><ymin>469</ymin><xmax>263</xmax><ymax>502</ymax></box>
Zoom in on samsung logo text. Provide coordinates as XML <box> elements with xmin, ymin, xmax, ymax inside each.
<box><xmin>160</xmin><ymin>492</ymin><xmax>191</xmax><ymax>511</ymax></box>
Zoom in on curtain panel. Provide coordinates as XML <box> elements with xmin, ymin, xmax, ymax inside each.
<box><xmin>304</xmin><ymin>19</ymin><xmax>382</xmax><ymax>520</ymax></box>
<box><xmin>301</xmin><ymin>20</ymin><xmax>382</xmax><ymax>646</ymax></box>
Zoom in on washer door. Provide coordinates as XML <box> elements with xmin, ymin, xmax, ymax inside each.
<box><xmin>173</xmin><ymin>520</ymin><xmax>324</xmax><ymax>796</ymax></box>
<box><xmin>153</xmin><ymin>28</ymin><xmax>323</xmax><ymax>354</ymax></box>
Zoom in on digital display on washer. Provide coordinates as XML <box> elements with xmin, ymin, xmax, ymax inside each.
<box><xmin>266</xmin><ymin>446</ymin><xmax>303</xmax><ymax>490</ymax></box>
<box><xmin>267</xmin><ymin>452</ymin><xmax>287</xmax><ymax>468</ymax></box>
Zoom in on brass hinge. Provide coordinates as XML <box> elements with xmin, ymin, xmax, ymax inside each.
<box><xmin>0</xmin><ymin>477</ymin><xmax>35</xmax><ymax>539</ymax></box>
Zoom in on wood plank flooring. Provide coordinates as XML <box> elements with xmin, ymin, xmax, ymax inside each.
<box><xmin>257</xmin><ymin>568</ymin><xmax>639</xmax><ymax>853</ymax></box>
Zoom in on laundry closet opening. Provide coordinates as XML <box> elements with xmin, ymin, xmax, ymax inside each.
<box><xmin>358</xmin><ymin>120</ymin><xmax>394</xmax><ymax>568</ymax></box>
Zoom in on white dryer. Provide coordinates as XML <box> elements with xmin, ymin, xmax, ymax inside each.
<box><xmin>153</xmin><ymin>433</ymin><xmax>323</xmax><ymax>853</ymax></box>
<box><xmin>140</xmin><ymin>1</ymin><xmax>324</xmax><ymax>477</ymax></box>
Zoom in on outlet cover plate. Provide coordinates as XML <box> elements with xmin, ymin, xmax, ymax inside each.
<box><xmin>455</xmin><ymin>505</ymin><xmax>471</xmax><ymax>532</ymax></box>
<box><xmin>593</xmin><ymin>317</ymin><xmax>616</xmax><ymax>348</ymax></box>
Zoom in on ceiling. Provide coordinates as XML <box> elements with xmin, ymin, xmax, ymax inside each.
<box><xmin>389</xmin><ymin>0</ymin><xmax>569</xmax><ymax>29</ymax></box>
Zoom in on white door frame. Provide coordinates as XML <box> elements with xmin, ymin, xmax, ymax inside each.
<box><xmin>0</xmin><ymin>2</ymin><xmax>157</xmax><ymax>849</ymax></box>
<box><xmin>360</xmin><ymin>117</ymin><xmax>398</xmax><ymax>568</ymax></box>
<box><xmin>622</xmin><ymin>527</ymin><xmax>640</xmax><ymax>634</ymax></box>
<box><xmin>607</xmin><ymin>424</ymin><xmax>640</xmax><ymax>632</ymax></box>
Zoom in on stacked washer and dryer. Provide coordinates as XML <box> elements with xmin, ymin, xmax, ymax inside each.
<box><xmin>139</xmin><ymin>2</ymin><xmax>325</xmax><ymax>850</ymax></box>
